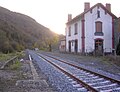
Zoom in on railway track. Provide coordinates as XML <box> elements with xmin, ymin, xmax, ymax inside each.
<box><xmin>38</xmin><ymin>53</ymin><xmax>120</xmax><ymax>92</ymax></box>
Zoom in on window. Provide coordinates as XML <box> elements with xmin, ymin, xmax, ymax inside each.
<box><xmin>96</xmin><ymin>21</ymin><xmax>102</xmax><ymax>32</ymax></box>
<box><xmin>97</xmin><ymin>10</ymin><xmax>100</xmax><ymax>18</ymax></box>
<box><xmin>74</xmin><ymin>23</ymin><xmax>78</xmax><ymax>35</ymax></box>
<box><xmin>68</xmin><ymin>26</ymin><xmax>71</xmax><ymax>36</ymax></box>
<box><xmin>90</xmin><ymin>9</ymin><xmax>92</xmax><ymax>13</ymax></box>
<box><xmin>95</xmin><ymin>21</ymin><xmax>103</xmax><ymax>36</ymax></box>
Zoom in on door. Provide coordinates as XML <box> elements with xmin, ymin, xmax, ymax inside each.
<box><xmin>68</xmin><ymin>41</ymin><xmax>71</xmax><ymax>52</ymax></box>
<box><xmin>74</xmin><ymin>39</ymin><xmax>78</xmax><ymax>53</ymax></box>
<box><xmin>95</xmin><ymin>39</ymin><xmax>103</xmax><ymax>54</ymax></box>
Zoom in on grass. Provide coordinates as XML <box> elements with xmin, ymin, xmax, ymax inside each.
<box><xmin>0</xmin><ymin>51</ymin><xmax>25</xmax><ymax>70</ymax></box>
<box><xmin>16</xmin><ymin>51</ymin><xmax>25</xmax><ymax>58</ymax></box>
<box><xmin>0</xmin><ymin>51</ymin><xmax>25</xmax><ymax>62</ymax></box>
<box><xmin>0</xmin><ymin>53</ymin><xmax>15</xmax><ymax>62</ymax></box>
<box><xmin>10</xmin><ymin>60</ymin><xmax>21</xmax><ymax>70</ymax></box>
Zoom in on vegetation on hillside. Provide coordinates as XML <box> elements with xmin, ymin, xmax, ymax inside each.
<box><xmin>0</xmin><ymin>6</ymin><xmax>58</xmax><ymax>53</ymax></box>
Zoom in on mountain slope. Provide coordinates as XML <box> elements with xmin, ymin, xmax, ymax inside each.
<box><xmin>0</xmin><ymin>6</ymin><xmax>57</xmax><ymax>53</ymax></box>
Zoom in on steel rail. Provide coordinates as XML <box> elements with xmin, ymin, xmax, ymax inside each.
<box><xmin>40</xmin><ymin>53</ymin><xmax>120</xmax><ymax>84</ymax></box>
<box><xmin>39</xmin><ymin>54</ymin><xmax>98</xmax><ymax>92</ymax></box>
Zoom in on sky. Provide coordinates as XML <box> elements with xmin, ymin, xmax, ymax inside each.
<box><xmin>0</xmin><ymin>0</ymin><xmax>120</xmax><ymax>35</ymax></box>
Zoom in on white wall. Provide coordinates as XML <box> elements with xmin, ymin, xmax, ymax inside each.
<box><xmin>66</xmin><ymin>20</ymin><xmax>82</xmax><ymax>52</ymax></box>
<box><xmin>85</xmin><ymin>6</ymin><xmax>112</xmax><ymax>53</ymax></box>
<box><xmin>66</xmin><ymin>5</ymin><xmax>113</xmax><ymax>53</ymax></box>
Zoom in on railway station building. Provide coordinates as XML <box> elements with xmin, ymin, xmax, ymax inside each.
<box><xmin>65</xmin><ymin>2</ymin><xmax>117</xmax><ymax>54</ymax></box>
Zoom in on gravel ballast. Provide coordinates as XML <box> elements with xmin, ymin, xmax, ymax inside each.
<box><xmin>39</xmin><ymin>51</ymin><xmax>120</xmax><ymax>80</ymax></box>
<box><xmin>29</xmin><ymin>51</ymin><xmax>83</xmax><ymax>92</ymax></box>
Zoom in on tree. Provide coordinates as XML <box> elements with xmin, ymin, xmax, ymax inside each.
<box><xmin>44</xmin><ymin>35</ymin><xmax>59</xmax><ymax>52</ymax></box>
<box><xmin>2</xmin><ymin>41</ymin><xmax>14</xmax><ymax>53</ymax></box>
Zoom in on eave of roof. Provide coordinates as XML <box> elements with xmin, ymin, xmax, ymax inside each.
<box><xmin>60</xmin><ymin>39</ymin><xmax>66</xmax><ymax>41</ymax></box>
<box><xmin>66</xmin><ymin>3</ymin><xmax>117</xmax><ymax>25</ymax></box>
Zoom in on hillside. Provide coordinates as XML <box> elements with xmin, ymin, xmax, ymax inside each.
<box><xmin>0</xmin><ymin>6</ymin><xmax>57</xmax><ymax>53</ymax></box>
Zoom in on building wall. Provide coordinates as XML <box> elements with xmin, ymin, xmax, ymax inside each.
<box><xmin>114</xmin><ymin>18</ymin><xmax>120</xmax><ymax>49</ymax></box>
<box><xmin>66</xmin><ymin>6</ymin><xmax>113</xmax><ymax>53</ymax></box>
<box><xmin>66</xmin><ymin>20</ymin><xmax>82</xmax><ymax>52</ymax></box>
<box><xmin>59</xmin><ymin>40</ymin><xmax>66</xmax><ymax>52</ymax></box>
<box><xmin>84</xmin><ymin>6</ymin><xmax>113</xmax><ymax>53</ymax></box>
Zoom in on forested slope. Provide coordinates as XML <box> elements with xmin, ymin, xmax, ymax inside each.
<box><xmin>0</xmin><ymin>6</ymin><xmax>57</xmax><ymax>53</ymax></box>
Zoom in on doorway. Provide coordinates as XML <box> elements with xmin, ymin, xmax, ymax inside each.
<box><xmin>68</xmin><ymin>41</ymin><xmax>71</xmax><ymax>52</ymax></box>
<box><xmin>95</xmin><ymin>39</ymin><xmax>103</xmax><ymax>54</ymax></box>
<box><xmin>74</xmin><ymin>39</ymin><xmax>78</xmax><ymax>53</ymax></box>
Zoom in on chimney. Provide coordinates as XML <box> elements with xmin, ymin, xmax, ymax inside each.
<box><xmin>106</xmin><ymin>3</ymin><xmax>111</xmax><ymax>12</ymax></box>
<box><xmin>84</xmin><ymin>2</ymin><xmax>90</xmax><ymax>12</ymax></box>
<box><xmin>68</xmin><ymin>14</ymin><xmax>72</xmax><ymax>21</ymax></box>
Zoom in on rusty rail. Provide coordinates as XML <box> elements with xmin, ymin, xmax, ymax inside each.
<box><xmin>41</xmin><ymin>54</ymin><xmax>120</xmax><ymax>84</ymax></box>
<box><xmin>39</xmin><ymin>54</ymin><xmax>98</xmax><ymax>92</ymax></box>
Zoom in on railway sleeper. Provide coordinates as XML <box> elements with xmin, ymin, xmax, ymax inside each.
<box><xmin>83</xmin><ymin>78</ymin><xmax>104</xmax><ymax>82</ymax></box>
<box><xmin>79</xmin><ymin>76</ymin><xmax>99</xmax><ymax>80</ymax></box>
<box><xmin>85</xmin><ymin>78</ymin><xmax>106</xmax><ymax>84</ymax></box>
<box><xmin>100</xmin><ymin>87</ymin><xmax>120</xmax><ymax>92</ymax></box>
<box><xmin>95</xmin><ymin>83</ymin><xmax>119</xmax><ymax>91</ymax></box>
<box><xmin>77</xmin><ymin>87</ymin><xmax>88</xmax><ymax>92</ymax></box>
<box><xmin>72</xmin><ymin>84</ymin><xmax>82</xmax><ymax>88</ymax></box>
<box><xmin>92</xmin><ymin>82</ymin><xmax>116</xmax><ymax>88</ymax></box>
<box><xmin>89</xmin><ymin>81</ymin><xmax>111</xmax><ymax>87</ymax></box>
<box><xmin>75</xmin><ymin>74</ymin><xmax>96</xmax><ymax>78</ymax></box>
<box><xmin>74</xmin><ymin>73</ymin><xmax>92</xmax><ymax>76</ymax></box>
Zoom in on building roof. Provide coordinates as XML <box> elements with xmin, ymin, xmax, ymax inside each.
<box><xmin>66</xmin><ymin>3</ymin><xmax>117</xmax><ymax>25</ymax></box>
<box><xmin>60</xmin><ymin>38</ymin><xmax>66</xmax><ymax>41</ymax></box>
